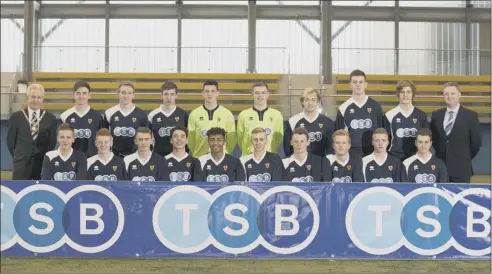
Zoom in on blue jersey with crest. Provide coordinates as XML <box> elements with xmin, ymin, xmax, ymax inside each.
<box><xmin>362</xmin><ymin>153</ymin><xmax>407</xmax><ymax>183</ymax></box>
<box><xmin>148</xmin><ymin>106</ymin><xmax>189</xmax><ymax>156</ymax></box>
<box><xmin>385</xmin><ymin>106</ymin><xmax>429</xmax><ymax>160</ymax></box>
<box><xmin>124</xmin><ymin>152</ymin><xmax>166</xmax><ymax>182</ymax></box>
<box><xmin>87</xmin><ymin>153</ymin><xmax>127</xmax><ymax>181</ymax></box>
<box><xmin>403</xmin><ymin>154</ymin><xmax>449</xmax><ymax>183</ymax></box>
<box><xmin>60</xmin><ymin>107</ymin><xmax>104</xmax><ymax>157</ymax></box>
<box><xmin>103</xmin><ymin>105</ymin><xmax>149</xmax><ymax>156</ymax></box>
<box><xmin>284</xmin><ymin>112</ymin><xmax>334</xmax><ymax>157</ymax></box>
<box><xmin>41</xmin><ymin>149</ymin><xmax>87</xmax><ymax>181</ymax></box>
<box><xmin>335</xmin><ymin>97</ymin><xmax>384</xmax><ymax>156</ymax></box>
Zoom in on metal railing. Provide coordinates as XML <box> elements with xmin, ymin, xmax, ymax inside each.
<box><xmin>31</xmin><ymin>46</ymin><xmax>491</xmax><ymax>76</ymax></box>
<box><xmin>33</xmin><ymin>46</ymin><xmax>290</xmax><ymax>74</ymax></box>
<box><xmin>332</xmin><ymin>48</ymin><xmax>491</xmax><ymax>76</ymax></box>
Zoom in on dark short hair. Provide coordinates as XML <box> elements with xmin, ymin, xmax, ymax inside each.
<box><xmin>203</xmin><ymin>80</ymin><xmax>219</xmax><ymax>90</ymax></box>
<box><xmin>207</xmin><ymin>127</ymin><xmax>226</xmax><ymax>138</ymax></box>
<box><xmin>252</xmin><ymin>82</ymin><xmax>269</xmax><ymax>91</ymax></box>
<box><xmin>74</xmin><ymin>80</ymin><xmax>91</xmax><ymax>92</ymax></box>
<box><xmin>136</xmin><ymin>127</ymin><xmax>152</xmax><ymax>136</ymax></box>
<box><xmin>349</xmin><ymin>69</ymin><xmax>366</xmax><ymax>81</ymax></box>
<box><xmin>170</xmin><ymin>126</ymin><xmax>188</xmax><ymax>138</ymax></box>
<box><xmin>57</xmin><ymin>123</ymin><xmax>74</xmax><ymax>135</ymax></box>
<box><xmin>416</xmin><ymin>128</ymin><xmax>432</xmax><ymax>141</ymax></box>
<box><xmin>160</xmin><ymin>81</ymin><xmax>178</xmax><ymax>94</ymax></box>
<box><xmin>292</xmin><ymin>127</ymin><xmax>309</xmax><ymax>140</ymax></box>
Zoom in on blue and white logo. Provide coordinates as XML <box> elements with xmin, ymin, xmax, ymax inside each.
<box><xmin>1</xmin><ymin>185</ymin><xmax>125</xmax><ymax>254</ymax></box>
<box><xmin>345</xmin><ymin>187</ymin><xmax>491</xmax><ymax>256</ymax></box>
<box><xmin>153</xmin><ymin>185</ymin><xmax>320</xmax><ymax>254</ymax></box>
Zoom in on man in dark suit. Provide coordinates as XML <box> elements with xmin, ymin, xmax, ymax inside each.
<box><xmin>7</xmin><ymin>83</ymin><xmax>58</xmax><ymax>180</ymax></box>
<box><xmin>429</xmin><ymin>82</ymin><xmax>482</xmax><ymax>183</ymax></box>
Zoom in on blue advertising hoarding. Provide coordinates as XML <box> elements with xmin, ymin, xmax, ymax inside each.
<box><xmin>1</xmin><ymin>181</ymin><xmax>490</xmax><ymax>259</ymax></box>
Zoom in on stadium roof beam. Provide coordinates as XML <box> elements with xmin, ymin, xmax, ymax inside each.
<box><xmin>1</xmin><ymin>4</ymin><xmax>490</xmax><ymax>23</ymax></box>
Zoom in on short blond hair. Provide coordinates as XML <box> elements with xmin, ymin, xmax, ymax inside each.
<box><xmin>372</xmin><ymin>128</ymin><xmax>389</xmax><ymax>138</ymax></box>
<box><xmin>300</xmin><ymin>88</ymin><xmax>321</xmax><ymax>107</ymax></box>
<box><xmin>251</xmin><ymin>127</ymin><xmax>266</xmax><ymax>135</ymax></box>
<box><xmin>332</xmin><ymin>129</ymin><xmax>351</xmax><ymax>144</ymax></box>
<box><xmin>26</xmin><ymin>83</ymin><xmax>45</xmax><ymax>98</ymax></box>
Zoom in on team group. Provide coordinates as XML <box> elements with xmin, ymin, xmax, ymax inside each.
<box><xmin>7</xmin><ymin>69</ymin><xmax>482</xmax><ymax>184</ymax></box>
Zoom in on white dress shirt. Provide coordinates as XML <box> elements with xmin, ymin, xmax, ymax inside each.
<box><xmin>443</xmin><ymin>103</ymin><xmax>460</xmax><ymax>130</ymax></box>
<box><xmin>27</xmin><ymin>107</ymin><xmax>41</xmax><ymax>121</ymax></box>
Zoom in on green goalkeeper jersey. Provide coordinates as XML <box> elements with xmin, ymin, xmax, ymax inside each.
<box><xmin>187</xmin><ymin>105</ymin><xmax>237</xmax><ymax>158</ymax></box>
<box><xmin>237</xmin><ymin>107</ymin><xmax>284</xmax><ymax>156</ymax></box>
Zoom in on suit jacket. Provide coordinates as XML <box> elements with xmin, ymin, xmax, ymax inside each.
<box><xmin>7</xmin><ymin>109</ymin><xmax>58</xmax><ymax>162</ymax></box>
<box><xmin>430</xmin><ymin>105</ymin><xmax>482</xmax><ymax>180</ymax></box>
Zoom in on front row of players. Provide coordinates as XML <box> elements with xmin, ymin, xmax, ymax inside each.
<box><xmin>41</xmin><ymin>123</ymin><xmax>449</xmax><ymax>184</ymax></box>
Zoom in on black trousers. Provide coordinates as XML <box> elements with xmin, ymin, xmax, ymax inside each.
<box><xmin>449</xmin><ymin>175</ymin><xmax>471</xmax><ymax>184</ymax></box>
<box><xmin>12</xmin><ymin>154</ymin><xmax>43</xmax><ymax>180</ymax></box>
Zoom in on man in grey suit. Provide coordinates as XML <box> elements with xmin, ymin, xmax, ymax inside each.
<box><xmin>7</xmin><ymin>83</ymin><xmax>58</xmax><ymax>180</ymax></box>
<box><xmin>429</xmin><ymin>82</ymin><xmax>482</xmax><ymax>183</ymax></box>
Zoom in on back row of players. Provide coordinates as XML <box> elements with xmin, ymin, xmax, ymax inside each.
<box><xmin>41</xmin><ymin>69</ymin><xmax>448</xmax><ymax>183</ymax></box>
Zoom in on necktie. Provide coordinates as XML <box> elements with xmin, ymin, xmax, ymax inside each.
<box><xmin>31</xmin><ymin>111</ymin><xmax>38</xmax><ymax>141</ymax></box>
<box><xmin>445</xmin><ymin>111</ymin><xmax>454</xmax><ymax>136</ymax></box>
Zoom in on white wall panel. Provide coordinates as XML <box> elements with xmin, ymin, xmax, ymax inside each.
<box><xmin>0</xmin><ymin>19</ymin><xmax>24</xmax><ymax>72</ymax></box>
<box><xmin>182</xmin><ymin>19</ymin><xmax>247</xmax><ymax>73</ymax></box>
<box><xmin>109</xmin><ymin>19</ymin><xmax>177</xmax><ymax>72</ymax></box>
<box><xmin>257</xmin><ymin>20</ymin><xmax>320</xmax><ymax>74</ymax></box>
<box><xmin>332</xmin><ymin>21</ymin><xmax>395</xmax><ymax>74</ymax></box>
<box><xmin>38</xmin><ymin>19</ymin><xmax>105</xmax><ymax>72</ymax></box>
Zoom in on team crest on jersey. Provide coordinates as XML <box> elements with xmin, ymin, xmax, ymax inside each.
<box><xmin>319</xmin><ymin>123</ymin><xmax>323</xmax><ymax>128</ymax></box>
<box><xmin>388</xmin><ymin>165</ymin><xmax>393</xmax><ymax>171</ymax></box>
<box><xmin>88</xmin><ymin>118</ymin><xmax>92</xmax><ymax>124</ymax></box>
<box><xmin>223</xmin><ymin>165</ymin><xmax>228</xmax><ymax>171</ymax></box>
<box><xmin>132</xmin><ymin>117</ymin><xmax>137</xmax><ymax>123</ymax></box>
<box><xmin>306</xmin><ymin>164</ymin><xmax>311</xmax><ymax>170</ymax></box>
<box><xmin>175</xmin><ymin>117</ymin><xmax>180</xmax><ymax>122</ymax></box>
<box><xmin>413</xmin><ymin>118</ymin><xmax>417</xmax><ymax>124</ymax></box>
<box><xmin>347</xmin><ymin>165</ymin><xmax>352</xmax><ymax>171</ymax></box>
<box><xmin>199</xmin><ymin>117</ymin><xmax>204</xmax><ymax>121</ymax></box>
<box><xmin>249</xmin><ymin>117</ymin><xmax>253</xmax><ymax>120</ymax></box>
<box><xmin>431</xmin><ymin>165</ymin><xmax>436</xmax><ymax>170</ymax></box>
<box><xmin>150</xmin><ymin>165</ymin><xmax>155</xmax><ymax>171</ymax></box>
<box><xmin>113</xmin><ymin>165</ymin><xmax>118</xmax><ymax>171</ymax></box>
<box><xmin>186</xmin><ymin>162</ymin><xmax>191</xmax><ymax>168</ymax></box>
<box><xmin>367</xmin><ymin>108</ymin><xmax>372</xmax><ymax>113</ymax></box>
<box><xmin>265</xmin><ymin>163</ymin><xmax>270</xmax><ymax>168</ymax></box>
<box><xmin>71</xmin><ymin>162</ymin><xmax>76</xmax><ymax>167</ymax></box>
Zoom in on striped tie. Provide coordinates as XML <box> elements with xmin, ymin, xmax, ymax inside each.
<box><xmin>445</xmin><ymin>111</ymin><xmax>454</xmax><ymax>136</ymax></box>
<box><xmin>31</xmin><ymin>112</ymin><xmax>38</xmax><ymax>141</ymax></box>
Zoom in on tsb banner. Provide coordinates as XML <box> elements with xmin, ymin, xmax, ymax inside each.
<box><xmin>1</xmin><ymin>181</ymin><xmax>490</xmax><ymax>259</ymax></box>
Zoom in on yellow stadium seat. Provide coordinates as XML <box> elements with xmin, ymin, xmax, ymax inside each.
<box><xmin>33</xmin><ymin>72</ymin><xmax>282</xmax><ymax>81</ymax></box>
<box><xmin>334</xmin><ymin>95</ymin><xmax>492</xmax><ymax>104</ymax></box>
<box><xmin>44</xmin><ymin>93</ymin><xmax>280</xmax><ymax>101</ymax></box>
<box><xmin>32</xmin><ymin>82</ymin><xmax>279</xmax><ymax>91</ymax></box>
<box><xmin>336</xmin><ymin>74</ymin><xmax>491</xmax><ymax>83</ymax></box>
<box><xmin>380</xmin><ymin>105</ymin><xmax>491</xmax><ymax>114</ymax></box>
<box><xmin>335</xmin><ymin>84</ymin><xmax>490</xmax><ymax>93</ymax></box>
<box><xmin>26</xmin><ymin>103</ymin><xmax>278</xmax><ymax>112</ymax></box>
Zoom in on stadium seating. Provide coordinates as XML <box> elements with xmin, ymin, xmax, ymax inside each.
<box><xmin>335</xmin><ymin>74</ymin><xmax>491</xmax><ymax>122</ymax></box>
<box><xmin>28</xmin><ymin>72</ymin><xmax>282</xmax><ymax>116</ymax></box>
